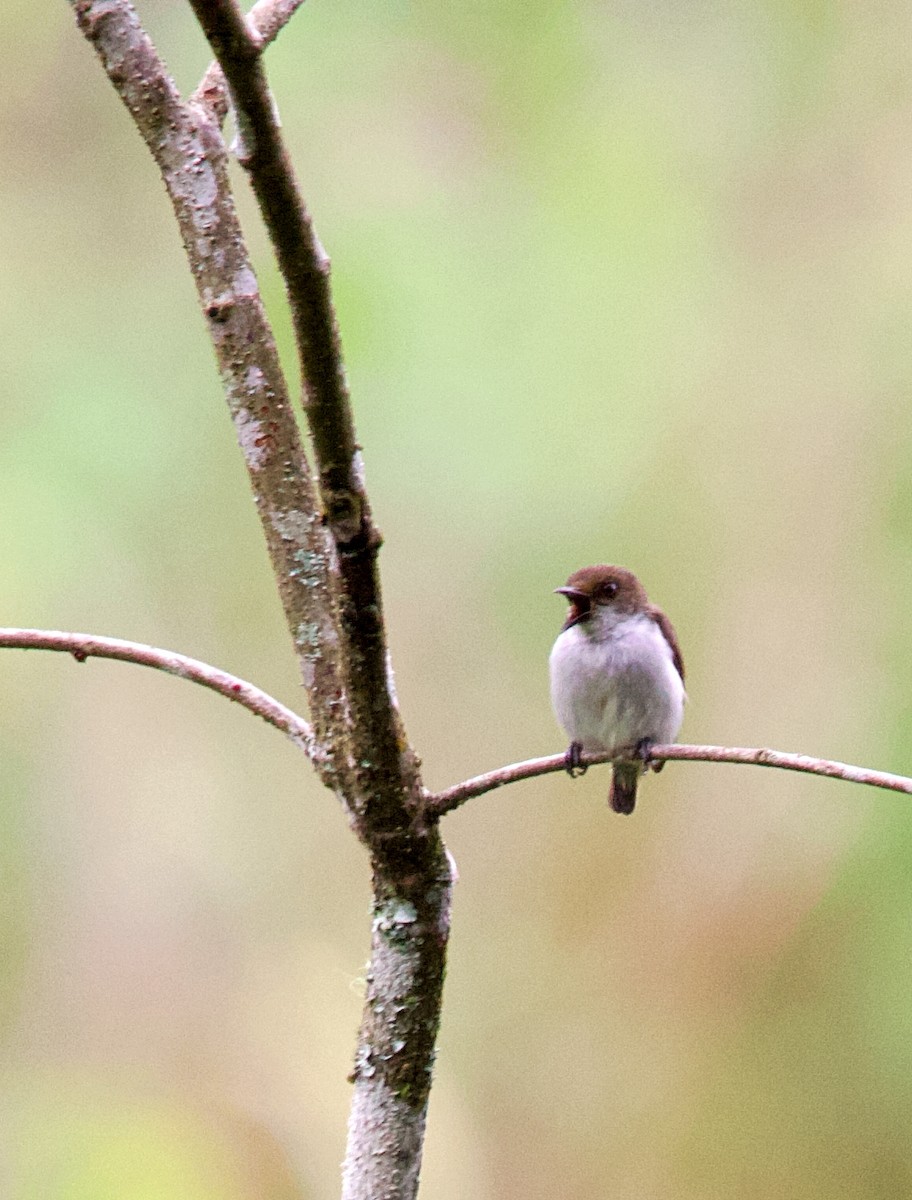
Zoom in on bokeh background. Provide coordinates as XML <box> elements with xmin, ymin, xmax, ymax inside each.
<box><xmin>4</xmin><ymin>1</ymin><xmax>912</xmax><ymax>1196</ymax></box>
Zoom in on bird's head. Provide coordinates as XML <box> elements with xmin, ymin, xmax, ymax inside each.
<box><xmin>554</xmin><ymin>564</ymin><xmax>648</xmax><ymax>631</ymax></box>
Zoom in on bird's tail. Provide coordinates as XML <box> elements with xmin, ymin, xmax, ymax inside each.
<box><xmin>609</xmin><ymin>761</ymin><xmax>642</xmax><ymax>815</ymax></box>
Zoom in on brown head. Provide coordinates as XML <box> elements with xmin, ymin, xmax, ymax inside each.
<box><xmin>554</xmin><ymin>564</ymin><xmax>649</xmax><ymax>631</ymax></box>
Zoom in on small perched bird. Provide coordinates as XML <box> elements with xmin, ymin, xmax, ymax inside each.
<box><xmin>549</xmin><ymin>565</ymin><xmax>685</xmax><ymax>814</ymax></box>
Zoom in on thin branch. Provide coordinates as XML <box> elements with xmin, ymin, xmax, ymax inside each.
<box><xmin>69</xmin><ymin>0</ymin><xmax>350</xmax><ymax>785</ymax></box>
<box><xmin>188</xmin><ymin>0</ymin><xmax>361</xmax><ymax>540</ymax></box>
<box><xmin>188</xmin><ymin>0</ymin><xmax>418</xmax><ymax>834</ymax></box>
<box><xmin>0</xmin><ymin>628</ymin><xmax>316</xmax><ymax>756</ymax></box>
<box><xmin>192</xmin><ymin>0</ymin><xmax>307</xmax><ymax>121</ymax></box>
<box><xmin>426</xmin><ymin>743</ymin><xmax>912</xmax><ymax>817</ymax></box>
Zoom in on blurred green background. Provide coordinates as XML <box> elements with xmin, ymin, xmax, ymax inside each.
<box><xmin>4</xmin><ymin>1</ymin><xmax>912</xmax><ymax>1196</ymax></box>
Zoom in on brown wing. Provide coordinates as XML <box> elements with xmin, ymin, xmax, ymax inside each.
<box><xmin>647</xmin><ymin>604</ymin><xmax>684</xmax><ymax>683</ymax></box>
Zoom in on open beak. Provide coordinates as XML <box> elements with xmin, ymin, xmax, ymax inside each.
<box><xmin>554</xmin><ymin>586</ymin><xmax>591</xmax><ymax>630</ymax></box>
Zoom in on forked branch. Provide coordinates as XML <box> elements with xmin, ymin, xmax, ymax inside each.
<box><xmin>55</xmin><ymin>5</ymin><xmax>912</xmax><ymax>1199</ymax></box>
<box><xmin>68</xmin><ymin>6</ymin><xmax>446</xmax><ymax>1199</ymax></box>
<box><xmin>69</xmin><ymin>0</ymin><xmax>348</xmax><ymax>784</ymax></box>
<box><xmin>193</xmin><ymin>0</ymin><xmax>308</xmax><ymax>119</ymax></box>
<box><xmin>188</xmin><ymin>0</ymin><xmax>418</xmax><ymax>831</ymax></box>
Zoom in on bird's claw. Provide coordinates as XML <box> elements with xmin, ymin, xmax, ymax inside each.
<box><xmin>565</xmin><ymin>741</ymin><xmax>587</xmax><ymax>778</ymax></box>
<box><xmin>635</xmin><ymin>738</ymin><xmax>654</xmax><ymax>765</ymax></box>
<box><xmin>635</xmin><ymin>737</ymin><xmax>664</xmax><ymax>773</ymax></box>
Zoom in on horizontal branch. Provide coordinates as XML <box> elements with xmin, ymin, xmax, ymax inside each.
<box><xmin>0</xmin><ymin>628</ymin><xmax>317</xmax><ymax>758</ymax></box>
<box><xmin>426</xmin><ymin>743</ymin><xmax>912</xmax><ymax>817</ymax></box>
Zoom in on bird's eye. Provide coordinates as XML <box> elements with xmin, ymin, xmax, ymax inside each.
<box><xmin>597</xmin><ymin>580</ymin><xmax>618</xmax><ymax>600</ymax></box>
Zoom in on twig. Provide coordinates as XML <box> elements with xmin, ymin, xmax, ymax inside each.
<box><xmin>193</xmin><ymin>0</ymin><xmax>308</xmax><ymax>120</ymax></box>
<box><xmin>0</xmin><ymin>628</ymin><xmax>315</xmax><ymax>755</ymax></box>
<box><xmin>187</xmin><ymin>0</ymin><xmax>417</xmax><ymax>832</ymax></box>
<box><xmin>69</xmin><ymin>0</ymin><xmax>349</xmax><ymax>781</ymax></box>
<box><xmin>426</xmin><ymin>743</ymin><xmax>912</xmax><ymax>816</ymax></box>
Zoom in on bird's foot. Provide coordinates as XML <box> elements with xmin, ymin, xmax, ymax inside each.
<box><xmin>634</xmin><ymin>737</ymin><xmax>666</xmax><ymax>773</ymax></box>
<box><xmin>635</xmin><ymin>737</ymin><xmax>664</xmax><ymax>772</ymax></box>
<box><xmin>565</xmin><ymin>741</ymin><xmax>587</xmax><ymax>778</ymax></box>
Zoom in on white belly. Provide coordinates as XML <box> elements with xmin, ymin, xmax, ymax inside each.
<box><xmin>549</xmin><ymin>613</ymin><xmax>685</xmax><ymax>754</ymax></box>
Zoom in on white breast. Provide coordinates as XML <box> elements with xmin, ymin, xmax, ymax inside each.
<box><xmin>549</xmin><ymin>612</ymin><xmax>685</xmax><ymax>755</ymax></box>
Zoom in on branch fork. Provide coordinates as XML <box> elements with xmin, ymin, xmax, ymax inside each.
<box><xmin>66</xmin><ymin>3</ymin><xmax>446</xmax><ymax>1196</ymax></box>
<box><xmin>51</xmin><ymin>4</ymin><xmax>912</xmax><ymax>1198</ymax></box>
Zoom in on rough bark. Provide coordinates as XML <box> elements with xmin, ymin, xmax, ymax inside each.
<box><xmin>68</xmin><ymin>4</ymin><xmax>449</xmax><ymax>1195</ymax></box>
<box><xmin>70</xmin><ymin>0</ymin><xmax>350</xmax><ymax>791</ymax></box>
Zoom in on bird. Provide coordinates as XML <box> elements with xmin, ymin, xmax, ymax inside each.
<box><xmin>549</xmin><ymin>564</ymin><xmax>685</xmax><ymax>814</ymax></box>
